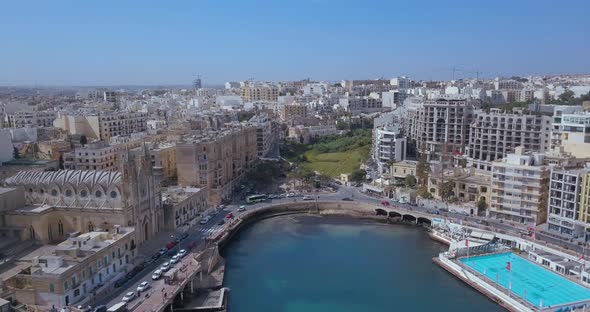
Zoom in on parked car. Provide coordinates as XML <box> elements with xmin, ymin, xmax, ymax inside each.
<box><xmin>178</xmin><ymin>249</ymin><xmax>187</xmax><ymax>258</ymax></box>
<box><xmin>114</xmin><ymin>278</ymin><xmax>127</xmax><ymax>288</ymax></box>
<box><xmin>166</xmin><ymin>241</ymin><xmax>176</xmax><ymax>250</ymax></box>
<box><xmin>93</xmin><ymin>305</ymin><xmax>107</xmax><ymax>312</ymax></box>
<box><xmin>341</xmin><ymin>197</ymin><xmax>353</xmax><ymax>201</ymax></box>
<box><xmin>170</xmin><ymin>255</ymin><xmax>180</xmax><ymax>264</ymax></box>
<box><xmin>159</xmin><ymin>248</ymin><xmax>167</xmax><ymax>255</ymax></box>
<box><xmin>218</xmin><ymin>219</ymin><xmax>225</xmax><ymax>226</ymax></box>
<box><xmin>151</xmin><ymin>252</ymin><xmax>161</xmax><ymax>261</ymax></box>
<box><xmin>137</xmin><ymin>281</ymin><xmax>150</xmax><ymax>292</ymax></box>
<box><xmin>152</xmin><ymin>269</ymin><xmax>162</xmax><ymax>280</ymax></box>
<box><xmin>287</xmin><ymin>192</ymin><xmax>296</xmax><ymax>197</ymax></box>
<box><xmin>225</xmin><ymin>212</ymin><xmax>234</xmax><ymax>219</ymax></box>
<box><xmin>161</xmin><ymin>262</ymin><xmax>171</xmax><ymax>272</ymax></box>
<box><xmin>381</xmin><ymin>201</ymin><xmax>390</xmax><ymax>206</ymax></box>
<box><xmin>237</xmin><ymin>205</ymin><xmax>246</xmax><ymax>212</ymax></box>
<box><xmin>200</xmin><ymin>216</ymin><xmax>211</xmax><ymax>225</ymax></box>
<box><xmin>122</xmin><ymin>292</ymin><xmax>136</xmax><ymax>302</ymax></box>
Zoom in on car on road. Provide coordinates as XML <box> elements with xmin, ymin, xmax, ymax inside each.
<box><xmin>166</xmin><ymin>241</ymin><xmax>176</xmax><ymax>250</ymax></box>
<box><xmin>200</xmin><ymin>216</ymin><xmax>211</xmax><ymax>225</ymax></box>
<box><xmin>225</xmin><ymin>212</ymin><xmax>234</xmax><ymax>219</ymax></box>
<box><xmin>152</xmin><ymin>269</ymin><xmax>162</xmax><ymax>280</ymax></box>
<box><xmin>237</xmin><ymin>205</ymin><xmax>246</xmax><ymax>212</ymax></box>
<box><xmin>137</xmin><ymin>281</ymin><xmax>150</xmax><ymax>292</ymax></box>
<box><xmin>178</xmin><ymin>249</ymin><xmax>187</xmax><ymax>258</ymax></box>
<box><xmin>122</xmin><ymin>291</ymin><xmax>136</xmax><ymax>302</ymax></box>
<box><xmin>170</xmin><ymin>255</ymin><xmax>180</xmax><ymax>264</ymax></box>
<box><xmin>218</xmin><ymin>219</ymin><xmax>225</xmax><ymax>226</ymax></box>
<box><xmin>302</xmin><ymin>196</ymin><xmax>314</xmax><ymax>201</ymax></box>
<box><xmin>106</xmin><ymin>302</ymin><xmax>127</xmax><ymax>312</ymax></box>
<box><xmin>151</xmin><ymin>252</ymin><xmax>161</xmax><ymax>261</ymax></box>
<box><xmin>114</xmin><ymin>277</ymin><xmax>127</xmax><ymax>288</ymax></box>
<box><xmin>159</xmin><ymin>248</ymin><xmax>167</xmax><ymax>255</ymax></box>
<box><xmin>439</xmin><ymin>208</ymin><xmax>449</xmax><ymax>212</ymax></box>
<box><xmin>160</xmin><ymin>262</ymin><xmax>171</xmax><ymax>272</ymax></box>
<box><xmin>93</xmin><ymin>305</ymin><xmax>107</xmax><ymax>312</ymax></box>
<box><xmin>287</xmin><ymin>192</ymin><xmax>296</xmax><ymax>197</ymax></box>
<box><xmin>381</xmin><ymin>201</ymin><xmax>390</xmax><ymax>206</ymax></box>
<box><xmin>341</xmin><ymin>197</ymin><xmax>353</xmax><ymax>201</ymax></box>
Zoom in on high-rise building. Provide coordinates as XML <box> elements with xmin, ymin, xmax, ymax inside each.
<box><xmin>193</xmin><ymin>77</ymin><xmax>202</xmax><ymax>89</ymax></box>
<box><xmin>407</xmin><ymin>97</ymin><xmax>479</xmax><ymax>162</ymax></box>
<box><xmin>240</xmin><ymin>82</ymin><xmax>279</xmax><ymax>102</ymax></box>
<box><xmin>467</xmin><ymin>109</ymin><xmax>551</xmax><ymax>171</ymax></box>
<box><xmin>578</xmin><ymin>172</ymin><xmax>590</xmax><ymax>241</ymax></box>
<box><xmin>489</xmin><ymin>146</ymin><xmax>549</xmax><ymax>225</ymax></box>
<box><xmin>547</xmin><ymin>168</ymin><xmax>588</xmax><ymax>237</ymax></box>
<box><xmin>551</xmin><ymin>111</ymin><xmax>590</xmax><ymax>158</ymax></box>
<box><xmin>175</xmin><ymin>126</ymin><xmax>257</xmax><ymax>204</ymax></box>
<box><xmin>372</xmin><ymin>124</ymin><xmax>406</xmax><ymax>173</ymax></box>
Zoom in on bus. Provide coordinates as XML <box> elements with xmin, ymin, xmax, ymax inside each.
<box><xmin>107</xmin><ymin>302</ymin><xmax>128</xmax><ymax>312</ymax></box>
<box><xmin>246</xmin><ymin>194</ymin><xmax>267</xmax><ymax>204</ymax></box>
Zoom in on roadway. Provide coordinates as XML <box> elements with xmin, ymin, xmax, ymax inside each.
<box><xmin>92</xmin><ymin>184</ymin><xmax>586</xmax><ymax>309</ymax></box>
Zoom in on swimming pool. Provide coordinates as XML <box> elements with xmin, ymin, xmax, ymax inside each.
<box><xmin>460</xmin><ymin>252</ymin><xmax>590</xmax><ymax>308</ymax></box>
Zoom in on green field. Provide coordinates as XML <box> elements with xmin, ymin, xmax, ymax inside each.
<box><xmin>299</xmin><ymin>145</ymin><xmax>370</xmax><ymax>177</ymax></box>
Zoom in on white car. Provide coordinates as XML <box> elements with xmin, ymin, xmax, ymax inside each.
<box><xmin>302</xmin><ymin>196</ymin><xmax>313</xmax><ymax>201</ymax></box>
<box><xmin>151</xmin><ymin>269</ymin><xmax>162</xmax><ymax>280</ymax></box>
<box><xmin>287</xmin><ymin>192</ymin><xmax>296</xmax><ymax>197</ymax></box>
<box><xmin>122</xmin><ymin>291</ymin><xmax>136</xmax><ymax>302</ymax></box>
<box><xmin>160</xmin><ymin>262</ymin><xmax>171</xmax><ymax>272</ymax></box>
<box><xmin>200</xmin><ymin>216</ymin><xmax>211</xmax><ymax>225</ymax></box>
<box><xmin>170</xmin><ymin>255</ymin><xmax>180</xmax><ymax>264</ymax></box>
<box><xmin>237</xmin><ymin>205</ymin><xmax>246</xmax><ymax>212</ymax></box>
<box><xmin>178</xmin><ymin>249</ymin><xmax>187</xmax><ymax>258</ymax></box>
<box><xmin>137</xmin><ymin>281</ymin><xmax>150</xmax><ymax>292</ymax></box>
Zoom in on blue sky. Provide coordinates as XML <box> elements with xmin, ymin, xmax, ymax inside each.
<box><xmin>0</xmin><ymin>0</ymin><xmax>589</xmax><ymax>86</ymax></box>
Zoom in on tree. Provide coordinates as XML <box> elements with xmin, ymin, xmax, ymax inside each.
<box><xmin>477</xmin><ymin>197</ymin><xmax>488</xmax><ymax>213</ymax></box>
<box><xmin>351</xmin><ymin>169</ymin><xmax>366</xmax><ymax>182</ymax></box>
<box><xmin>440</xmin><ymin>181</ymin><xmax>455</xmax><ymax>201</ymax></box>
<box><xmin>80</xmin><ymin>135</ymin><xmax>88</xmax><ymax>147</ymax></box>
<box><xmin>404</xmin><ymin>175</ymin><xmax>417</xmax><ymax>188</ymax></box>
<box><xmin>417</xmin><ymin>187</ymin><xmax>433</xmax><ymax>199</ymax></box>
<box><xmin>558</xmin><ymin>90</ymin><xmax>575</xmax><ymax>104</ymax></box>
<box><xmin>458</xmin><ymin>158</ymin><xmax>467</xmax><ymax>168</ymax></box>
<box><xmin>416</xmin><ymin>144</ymin><xmax>430</xmax><ymax>187</ymax></box>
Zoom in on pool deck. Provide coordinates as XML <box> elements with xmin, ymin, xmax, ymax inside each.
<box><xmin>434</xmin><ymin>255</ymin><xmax>534</xmax><ymax>312</ymax></box>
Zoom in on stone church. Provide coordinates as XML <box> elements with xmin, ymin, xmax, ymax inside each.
<box><xmin>3</xmin><ymin>147</ymin><xmax>162</xmax><ymax>245</ymax></box>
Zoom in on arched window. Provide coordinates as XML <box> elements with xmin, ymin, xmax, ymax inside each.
<box><xmin>65</xmin><ymin>189</ymin><xmax>73</xmax><ymax>197</ymax></box>
<box><xmin>88</xmin><ymin>222</ymin><xmax>94</xmax><ymax>232</ymax></box>
<box><xmin>95</xmin><ymin>190</ymin><xmax>102</xmax><ymax>198</ymax></box>
<box><xmin>80</xmin><ymin>190</ymin><xmax>88</xmax><ymax>198</ymax></box>
<box><xmin>110</xmin><ymin>191</ymin><xmax>117</xmax><ymax>199</ymax></box>
<box><xmin>29</xmin><ymin>226</ymin><xmax>35</xmax><ymax>240</ymax></box>
<box><xmin>58</xmin><ymin>220</ymin><xmax>64</xmax><ymax>236</ymax></box>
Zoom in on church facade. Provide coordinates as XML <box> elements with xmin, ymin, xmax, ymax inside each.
<box><xmin>3</xmin><ymin>147</ymin><xmax>162</xmax><ymax>245</ymax></box>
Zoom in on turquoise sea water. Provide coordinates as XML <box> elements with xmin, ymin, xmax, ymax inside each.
<box><xmin>461</xmin><ymin>252</ymin><xmax>590</xmax><ymax>308</ymax></box>
<box><xmin>222</xmin><ymin>215</ymin><xmax>503</xmax><ymax>312</ymax></box>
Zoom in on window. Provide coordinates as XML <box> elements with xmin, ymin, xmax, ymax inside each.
<box><xmin>110</xmin><ymin>191</ymin><xmax>117</xmax><ymax>199</ymax></box>
<box><xmin>74</xmin><ymin>289</ymin><xmax>80</xmax><ymax>297</ymax></box>
<box><xmin>80</xmin><ymin>190</ymin><xmax>88</xmax><ymax>197</ymax></box>
<box><xmin>65</xmin><ymin>189</ymin><xmax>73</xmax><ymax>197</ymax></box>
<box><xmin>49</xmin><ymin>283</ymin><xmax>55</xmax><ymax>293</ymax></box>
<box><xmin>51</xmin><ymin>189</ymin><xmax>58</xmax><ymax>196</ymax></box>
<box><xmin>95</xmin><ymin>190</ymin><xmax>102</xmax><ymax>198</ymax></box>
<box><xmin>64</xmin><ymin>281</ymin><xmax>69</xmax><ymax>291</ymax></box>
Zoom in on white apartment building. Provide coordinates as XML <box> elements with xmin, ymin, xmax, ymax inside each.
<box><xmin>5</xmin><ymin>111</ymin><xmax>57</xmax><ymax>128</ymax></box>
<box><xmin>489</xmin><ymin>147</ymin><xmax>549</xmax><ymax>225</ymax></box>
<box><xmin>547</xmin><ymin>168</ymin><xmax>588</xmax><ymax>238</ymax></box>
<box><xmin>63</xmin><ymin>141</ymin><xmax>119</xmax><ymax>171</ymax></box>
<box><xmin>373</xmin><ymin>124</ymin><xmax>406</xmax><ymax>173</ymax></box>
<box><xmin>467</xmin><ymin>109</ymin><xmax>551</xmax><ymax>171</ymax></box>
<box><xmin>551</xmin><ymin>111</ymin><xmax>590</xmax><ymax>158</ymax></box>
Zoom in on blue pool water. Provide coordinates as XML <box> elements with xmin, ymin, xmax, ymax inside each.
<box><xmin>461</xmin><ymin>252</ymin><xmax>590</xmax><ymax>308</ymax></box>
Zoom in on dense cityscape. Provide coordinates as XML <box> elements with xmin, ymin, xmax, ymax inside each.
<box><xmin>2</xmin><ymin>1</ymin><xmax>590</xmax><ymax>312</ymax></box>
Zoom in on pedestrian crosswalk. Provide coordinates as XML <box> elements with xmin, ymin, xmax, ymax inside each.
<box><xmin>199</xmin><ymin>226</ymin><xmax>223</xmax><ymax>238</ymax></box>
